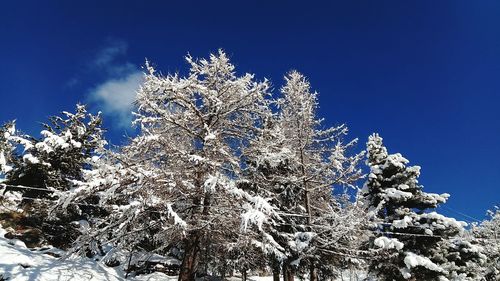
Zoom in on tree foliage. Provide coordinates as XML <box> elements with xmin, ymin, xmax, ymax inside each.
<box><xmin>0</xmin><ymin>51</ymin><xmax>495</xmax><ymax>281</ymax></box>
<box><xmin>363</xmin><ymin>134</ymin><xmax>486</xmax><ymax>281</ymax></box>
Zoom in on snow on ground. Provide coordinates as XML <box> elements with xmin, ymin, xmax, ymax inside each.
<box><xmin>0</xmin><ymin>224</ymin><xmax>362</xmax><ymax>281</ymax></box>
<box><xmin>0</xmin><ymin>224</ymin><xmax>178</xmax><ymax>281</ymax></box>
<box><xmin>0</xmin><ymin>224</ymin><xmax>274</xmax><ymax>280</ymax></box>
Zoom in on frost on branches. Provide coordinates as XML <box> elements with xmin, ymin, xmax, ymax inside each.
<box><xmin>0</xmin><ymin>105</ymin><xmax>107</xmax><ymax>248</ymax></box>
<box><xmin>472</xmin><ymin>207</ymin><xmax>500</xmax><ymax>280</ymax></box>
<box><xmin>363</xmin><ymin>134</ymin><xmax>485</xmax><ymax>281</ymax></box>
<box><xmin>241</xmin><ymin>71</ymin><xmax>365</xmax><ymax>281</ymax></box>
<box><xmin>4</xmin><ymin>104</ymin><xmax>106</xmax><ymax>194</ymax></box>
<box><xmin>56</xmin><ymin>51</ymin><xmax>280</xmax><ymax>281</ymax></box>
<box><xmin>55</xmin><ymin>54</ymin><xmax>366</xmax><ymax>281</ymax></box>
<box><xmin>0</xmin><ymin>121</ymin><xmax>17</xmax><ymax>176</ymax></box>
<box><xmin>3</xmin><ymin>50</ymin><xmax>494</xmax><ymax>281</ymax></box>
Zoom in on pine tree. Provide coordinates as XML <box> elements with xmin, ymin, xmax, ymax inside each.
<box><xmin>472</xmin><ymin>207</ymin><xmax>499</xmax><ymax>280</ymax></box>
<box><xmin>0</xmin><ymin>121</ymin><xmax>21</xmax><ymax>210</ymax></box>
<box><xmin>279</xmin><ymin>71</ymin><xmax>365</xmax><ymax>281</ymax></box>
<box><xmin>1</xmin><ymin>104</ymin><xmax>107</xmax><ymax>248</ymax></box>
<box><xmin>241</xmin><ymin>71</ymin><xmax>364</xmax><ymax>281</ymax></box>
<box><xmin>56</xmin><ymin>51</ymin><xmax>278</xmax><ymax>280</ymax></box>
<box><xmin>240</xmin><ymin>117</ymin><xmax>304</xmax><ymax>280</ymax></box>
<box><xmin>0</xmin><ymin>121</ymin><xmax>17</xmax><ymax>177</ymax></box>
<box><xmin>363</xmin><ymin>133</ymin><xmax>484</xmax><ymax>280</ymax></box>
<box><xmin>6</xmin><ymin>104</ymin><xmax>106</xmax><ymax>194</ymax></box>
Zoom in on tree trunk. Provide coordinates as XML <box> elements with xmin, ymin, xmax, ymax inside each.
<box><xmin>178</xmin><ymin>233</ymin><xmax>201</xmax><ymax>281</ymax></box>
<box><xmin>309</xmin><ymin>264</ymin><xmax>318</xmax><ymax>281</ymax></box>
<box><xmin>273</xmin><ymin>267</ymin><xmax>280</xmax><ymax>281</ymax></box>
<box><xmin>179</xmin><ymin>176</ymin><xmax>210</xmax><ymax>281</ymax></box>
<box><xmin>125</xmin><ymin>250</ymin><xmax>133</xmax><ymax>278</ymax></box>
<box><xmin>242</xmin><ymin>270</ymin><xmax>247</xmax><ymax>281</ymax></box>
<box><xmin>221</xmin><ymin>259</ymin><xmax>227</xmax><ymax>280</ymax></box>
<box><xmin>283</xmin><ymin>262</ymin><xmax>294</xmax><ymax>281</ymax></box>
<box><xmin>299</xmin><ymin>148</ymin><xmax>316</xmax><ymax>281</ymax></box>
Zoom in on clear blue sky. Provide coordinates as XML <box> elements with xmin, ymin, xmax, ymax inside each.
<box><xmin>1</xmin><ymin>1</ymin><xmax>498</xmax><ymax>221</ymax></box>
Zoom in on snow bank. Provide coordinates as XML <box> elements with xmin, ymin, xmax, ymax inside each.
<box><xmin>0</xmin><ymin>223</ymin><xmax>366</xmax><ymax>281</ymax></box>
<box><xmin>0</xmin><ymin>223</ymin><xmax>281</xmax><ymax>281</ymax></box>
<box><xmin>0</xmin><ymin>223</ymin><xmax>177</xmax><ymax>281</ymax></box>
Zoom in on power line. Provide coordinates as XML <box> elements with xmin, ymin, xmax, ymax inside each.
<box><xmin>1</xmin><ymin>184</ymin><xmax>498</xmax><ymax>241</ymax></box>
<box><xmin>0</xmin><ymin>183</ymin><xmax>55</xmax><ymax>193</ymax></box>
<box><xmin>440</xmin><ymin>205</ymin><xmax>482</xmax><ymax>223</ymax></box>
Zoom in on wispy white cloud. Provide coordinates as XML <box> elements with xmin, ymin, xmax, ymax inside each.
<box><xmin>92</xmin><ymin>40</ymin><xmax>128</xmax><ymax>67</ymax></box>
<box><xmin>86</xmin><ymin>40</ymin><xmax>143</xmax><ymax>128</ymax></box>
<box><xmin>91</xmin><ymin>40</ymin><xmax>136</xmax><ymax>78</ymax></box>
<box><xmin>88</xmin><ymin>72</ymin><xmax>143</xmax><ymax>127</ymax></box>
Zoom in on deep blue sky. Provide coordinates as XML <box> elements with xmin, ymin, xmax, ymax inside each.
<box><xmin>1</xmin><ymin>1</ymin><xmax>498</xmax><ymax>221</ymax></box>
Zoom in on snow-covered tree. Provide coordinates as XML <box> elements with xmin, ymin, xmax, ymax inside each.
<box><xmin>278</xmin><ymin>71</ymin><xmax>364</xmax><ymax>281</ymax></box>
<box><xmin>0</xmin><ymin>121</ymin><xmax>17</xmax><ymax>178</ymax></box>
<box><xmin>241</xmin><ymin>71</ymin><xmax>364</xmax><ymax>281</ymax></box>
<box><xmin>0</xmin><ymin>105</ymin><xmax>107</xmax><ymax>248</ymax></box>
<box><xmin>363</xmin><ymin>134</ymin><xmax>486</xmax><ymax>280</ymax></box>
<box><xmin>0</xmin><ymin>122</ymin><xmax>22</xmax><ymax>212</ymax></box>
<box><xmin>57</xmin><ymin>51</ymin><xmax>278</xmax><ymax>281</ymax></box>
<box><xmin>240</xmin><ymin>117</ymin><xmax>303</xmax><ymax>280</ymax></box>
<box><xmin>5</xmin><ymin>104</ymin><xmax>106</xmax><ymax>194</ymax></box>
<box><xmin>472</xmin><ymin>207</ymin><xmax>500</xmax><ymax>280</ymax></box>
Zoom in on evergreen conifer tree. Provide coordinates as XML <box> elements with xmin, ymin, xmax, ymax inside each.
<box><xmin>242</xmin><ymin>72</ymin><xmax>364</xmax><ymax>281</ymax></box>
<box><xmin>6</xmin><ymin>104</ymin><xmax>106</xmax><ymax>194</ymax></box>
<box><xmin>1</xmin><ymin>104</ymin><xmax>106</xmax><ymax>248</ymax></box>
<box><xmin>472</xmin><ymin>207</ymin><xmax>499</xmax><ymax>280</ymax></box>
<box><xmin>363</xmin><ymin>134</ymin><xmax>484</xmax><ymax>280</ymax></box>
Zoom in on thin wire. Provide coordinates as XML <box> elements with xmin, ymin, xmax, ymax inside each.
<box><xmin>440</xmin><ymin>205</ymin><xmax>482</xmax><ymax>223</ymax></box>
<box><xmin>2</xmin><ymin>184</ymin><xmax>497</xmax><ymax>241</ymax></box>
<box><xmin>0</xmin><ymin>184</ymin><xmax>55</xmax><ymax>193</ymax></box>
